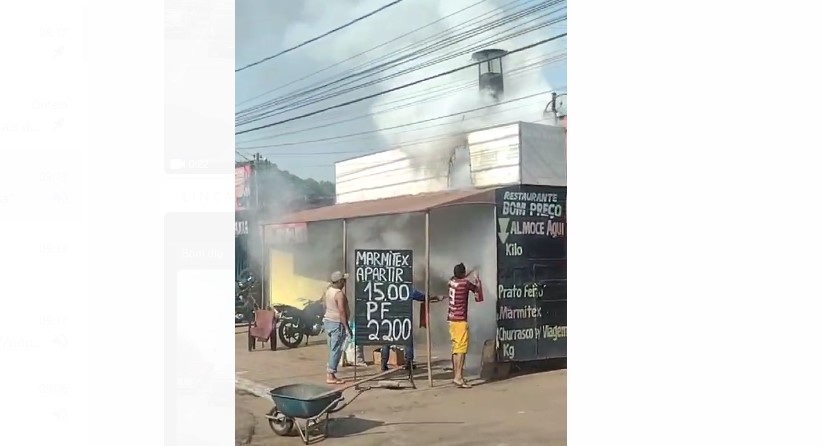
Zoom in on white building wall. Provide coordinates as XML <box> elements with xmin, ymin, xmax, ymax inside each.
<box><xmin>519</xmin><ymin>122</ymin><xmax>566</xmax><ymax>186</ymax></box>
<box><xmin>466</xmin><ymin>123</ymin><xmax>521</xmax><ymax>188</ymax></box>
<box><xmin>334</xmin><ymin>149</ymin><xmax>448</xmax><ymax>204</ymax></box>
<box><xmin>334</xmin><ymin>122</ymin><xmax>567</xmax><ymax>203</ymax></box>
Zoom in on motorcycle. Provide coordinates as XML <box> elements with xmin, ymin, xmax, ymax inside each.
<box><xmin>272</xmin><ymin>295</ymin><xmax>325</xmax><ymax>349</ymax></box>
<box><xmin>235</xmin><ymin>274</ymin><xmax>259</xmax><ymax>325</ymax></box>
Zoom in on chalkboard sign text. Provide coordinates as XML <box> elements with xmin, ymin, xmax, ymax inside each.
<box><xmin>496</xmin><ymin>185</ymin><xmax>567</xmax><ymax>361</ymax></box>
<box><xmin>354</xmin><ymin>249</ymin><xmax>414</xmax><ymax>346</ymax></box>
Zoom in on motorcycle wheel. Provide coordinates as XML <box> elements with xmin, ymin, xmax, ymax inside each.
<box><xmin>277</xmin><ymin>321</ymin><xmax>304</xmax><ymax>349</ymax></box>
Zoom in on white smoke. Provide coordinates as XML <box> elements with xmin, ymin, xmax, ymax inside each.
<box><xmin>235</xmin><ymin>163</ymin><xmax>335</xmax><ymax>287</ymax></box>
<box><xmin>448</xmin><ymin>146</ymin><xmax>473</xmax><ymax>189</ymax></box>
<box><xmin>428</xmin><ymin>205</ymin><xmax>497</xmax><ymax>372</ymax></box>
<box><xmin>260</xmin><ymin>0</ymin><xmax>565</xmax><ymax>371</ymax></box>
<box><xmin>279</xmin><ymin>0</ymin><xmax>566</xmax><ymax>185</ymax></box>
<box><xmin>340</xmin><ymin>209</ymin><xmax>496</xmax><ymax>374</ymax></box>
<box><xmin>344</xmin><ymin>213</ymin><xmax>425</xmax><ymax>301</ymax></box>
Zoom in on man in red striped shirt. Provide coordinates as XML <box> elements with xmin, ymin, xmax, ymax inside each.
<box><xmin>447</xmin><ymin>263</ymin><xmax>479</xmax><ymax>388</ymax></box>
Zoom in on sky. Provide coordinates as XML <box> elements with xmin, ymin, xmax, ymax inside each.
<box><xmin>235</xmin><ymin>0</ymin><xmax>567</xmax><ymax>182</ymax></box>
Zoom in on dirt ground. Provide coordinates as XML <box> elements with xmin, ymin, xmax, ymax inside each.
<box><xmin>235</xmin><ymin>329</ymin><xmax>566</xmax><ymax>446</ymax></box>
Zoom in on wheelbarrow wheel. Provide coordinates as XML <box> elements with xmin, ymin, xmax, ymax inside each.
<box><xmin>266</xmin><ymin>408</ymin><xmax>294</xmax><ymax>436</ymax></box>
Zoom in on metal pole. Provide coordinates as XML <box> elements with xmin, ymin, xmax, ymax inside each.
<box><xmin>253</xmin><ymin>158</ymin><xmax>260</xmax><ymax>209</ymax></box>
<box><xmin>345</xmin><ymin>219</ymin><xmax>356</xmax><ymax>385</ymax></box>
<box><xmin>425</xmin><ymin>211</ymin><xmax>433</xmax><ymax>387</ymax></box>
<box><xmin>253</xmin><ymin>159</ymin><xmax>263</xmax><ymax>309</ymax></box>
<box><xmin>260</xmin><ymin>224</ymin><xmax>267</xmax><ymax>310</ymax></box>
<box><xmin>342</xmin><ymin>219</ymin><xmax>347</xmax><ymax>273</ymax></box>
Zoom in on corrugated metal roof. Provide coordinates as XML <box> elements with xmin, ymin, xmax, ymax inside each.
<box><xmin>268</xmin><ymin>188</ymin><xmax>497</xmax><ymax>224</ymax></box>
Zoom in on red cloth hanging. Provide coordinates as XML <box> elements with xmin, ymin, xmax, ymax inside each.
<box><xmin>419</xmin><ymin>301</ymin><xmax>429</xmax><ymax>328</ymax></box>
<box><xmin>474</xmin><ymin>274</ymin><xmax>484</xmax><ymax>303</ymax></box>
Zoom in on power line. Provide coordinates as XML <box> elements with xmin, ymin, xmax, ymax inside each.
<box><xmin>235</xmin><ymin>52</ymin><xmax>566</xmax><ymax>144</ymax></box>
<box><xmin>281</xmin><ymin>118</ymin><xmax>555</xmax><ymax>169</ymax></box>
<box><xmin>236</xmin><ymin>16</ymin><xmax>565</xmax><ymax>128</ymax></box>
<box><xmin>236</xmin><ymin>0</ymin><xmax>562</xmax><ymax>120</ymax></box>
<box><xmin>266</xmin><ymin>7</ymin><xmax>561</xmax><ymax>112</ymax></box>
<box><xmin>236</xmin><ymin>87</ymin><xmax>564</xmax><ymax>152</ymax></box>
<box><xmin>235</xmin><ymin>0</ymin><xmax>531</xmax><ymax>112</ymax></box>
<box><xmin>235</xmin><ymin>49</ymin><xmax>565</xmax><ymax>137</ymax></box>
<box><xmin>235</xmin><ymin>33</ymin><xmax>566</xmax><ymax>136</ymax></box>
<box><xmin>235</xmin><ymin>0</ymin><xmax>407</xmax><ymax>73</ymax></box>
<box><xmin>234</xmin><ymin>0</ymin><xmax>491</xmax><ymax>107</ymax></box>
<box><xmin>239</xmin><ymin>104</ymin><xmax>558</xmax><ymax>157</ymax></box>
<box><xmin>235</xmin><ymin>0</ymin><xmax>553</xmax><ymax>118</ymax></box>
<box><xmin>236</xmin><ymin>11</ymin><xmax>566</xmax><ymax>126</ymax></box>
<box><xmin>241</xmin><ymin>91</ymin><xmax>548</xmax><ymax>147</ymax></box>
<box><xmin>294</xmin><ymin>48</ymin><xmax>565</xmax><ymax>122</ymax></box>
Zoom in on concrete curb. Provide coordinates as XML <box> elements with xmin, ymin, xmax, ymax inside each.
<box><xmin>235</xmin><ymin>375</ymin><xmax>274</xmax><ymax>402</ymax></box>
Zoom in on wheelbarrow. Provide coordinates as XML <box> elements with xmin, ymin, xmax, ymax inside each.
<box><xmin>265</xmin><ymin>368</ymin><xmax>400</xmax><ymax>444</ymax></box>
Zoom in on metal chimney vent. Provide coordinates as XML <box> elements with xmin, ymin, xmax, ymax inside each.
<box><xmin>471</xmin><ymin>49</ymin><xmax>508</xmax><ymax>101</ymax></box>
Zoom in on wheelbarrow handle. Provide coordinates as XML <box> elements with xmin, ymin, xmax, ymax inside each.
<box><xmin>316</xmin><ymin>396</ymin><xmax>346</xmax><ymax>418</ymax></box>
<box><xmin>311</xmin><ymin>368</ymin><xmax>401</xmax><ymax>400</ymax></box>
<box><xmin>327</xmin><ymin>387</ymin><xmax>373</xmax><ymax>414</ymax></box>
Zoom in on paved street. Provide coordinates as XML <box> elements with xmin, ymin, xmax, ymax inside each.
<box><xmin>235</xmin><ymin>328</ymin><xmax>566</xmax><ymax>445</ymax></box>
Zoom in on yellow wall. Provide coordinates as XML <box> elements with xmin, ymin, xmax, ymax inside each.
<box><xmin>269</xmin><ymin>248</ymin><xmax>329</xmax><ymax>308</ymax></box>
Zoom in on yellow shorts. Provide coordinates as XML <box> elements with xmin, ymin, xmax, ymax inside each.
<box><xmin>449</xmin><ymin>321</ymin><xmax>469</xmax><ymax>354</ymax></box>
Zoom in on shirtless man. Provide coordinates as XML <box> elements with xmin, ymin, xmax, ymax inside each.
<box><xmin>323</xmin><ymin>271</ymin><xmax>352</xmax><ymax>384</ymax></box>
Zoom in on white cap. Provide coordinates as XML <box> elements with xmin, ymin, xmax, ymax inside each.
<box><xmin>330</xmin><ymin>271</ymin><xmax>349</xmax><ymax>282</ymax></box>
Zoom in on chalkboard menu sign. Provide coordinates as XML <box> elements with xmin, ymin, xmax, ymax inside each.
<box><xmin>353</xmin><ymin>249</ymin><xmax>414</xmax><ymax>346</ymax></box>
<box><xmin>496</xmin><ymin>185</ymin><xmax>567</xmax><ymax>361</ymax></box>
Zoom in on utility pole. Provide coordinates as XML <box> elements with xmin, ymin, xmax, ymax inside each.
<box><xmin>252</xmin><ymin>152</ymin><xmax>261</xmax><ymax>210</ymax></box>
<box><xmin>251</xmin><ymin>152</ymin><xmax>264</xmax><ymax>310</ymax></box>
<box><xmin>543</xmin><ymin>92</ymin><xmax>567</xmax><ymax>126</ymax></box>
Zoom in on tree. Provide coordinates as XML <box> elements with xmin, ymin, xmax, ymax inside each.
<box><xmin>251</xmin><ymin>160</ymin><xmax>335</xmax><ymax>218</ymax></box>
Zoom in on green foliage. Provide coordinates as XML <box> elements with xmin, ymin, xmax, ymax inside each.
<box><xmin>252</xmin><ymin>160</ymin><xmax>335</xmax><ymax>216</ymax></box>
